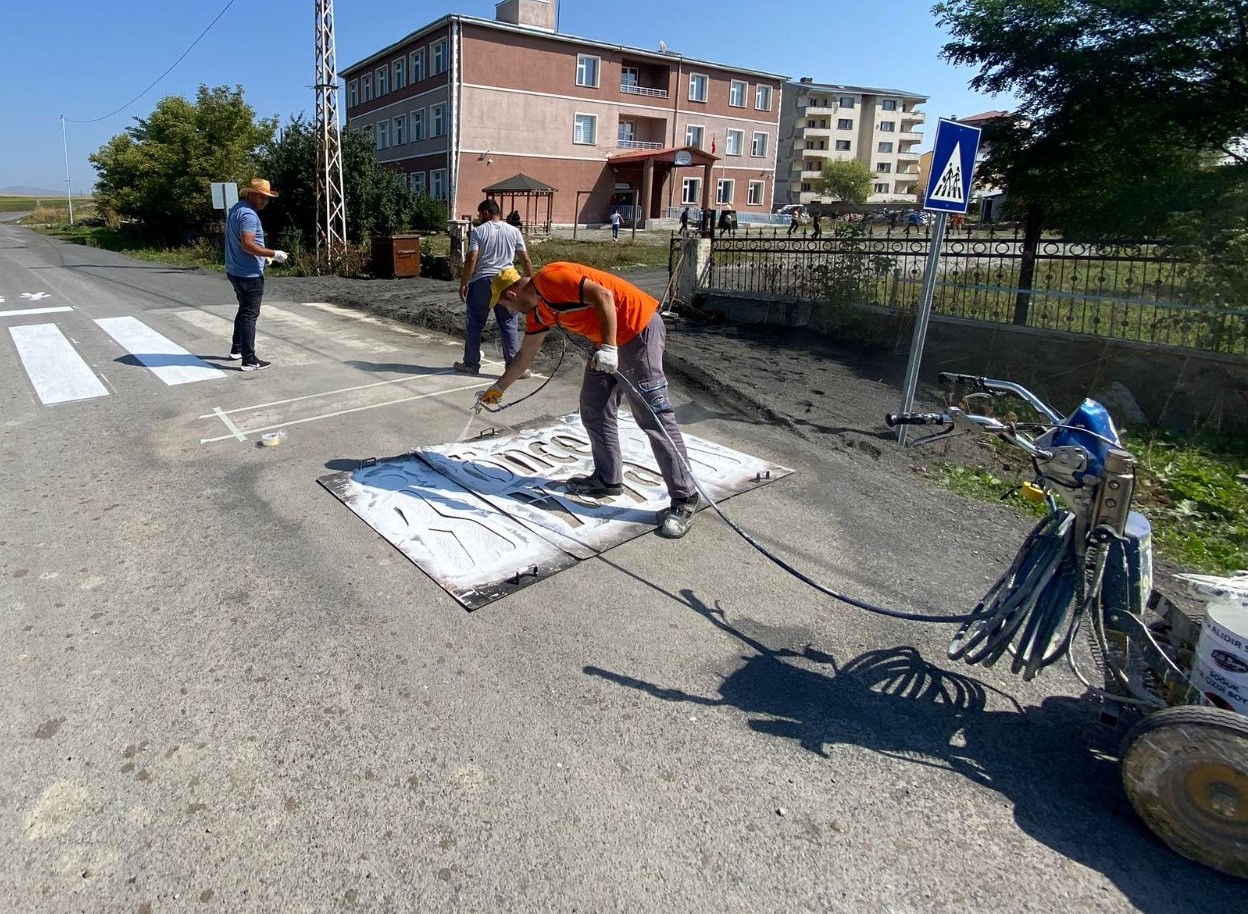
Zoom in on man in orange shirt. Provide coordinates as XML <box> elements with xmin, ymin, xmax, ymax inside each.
<box><xmin>476</xmin><ymin>262</ymin><xmax>700</xmax><ymax>538</ymax></box>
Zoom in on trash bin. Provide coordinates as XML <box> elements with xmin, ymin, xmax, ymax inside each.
<box><xmin>372</xmin><ymin>234</ymin><xmax>422</xmax><ymax>278</ymax></box>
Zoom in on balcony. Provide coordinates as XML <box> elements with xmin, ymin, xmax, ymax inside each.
<box><xmin>618</xmin><ymin>139</ymin><xmax>664</xmax><ymax>150</ymax></box>
<box><xmin>800</xmin><ymin>104</ymin><xmax>834</xmax><ymax>116</ymax></box>
<box><xmin>901</xmin><ymin>109</ymin><xmax>926</xmax><ymax>124</ymax></box>
<box><xmin>899</xmin><ymin>130</ymin><xmax>922</xmax><ymax>143</ymax></box>
<box><xmin>800</xmin><ymin>169</ymin><xmax>824</xmax><ymax>181</ymax></box>
<box><xmin>620</xmin><ymin>83</ymin><xmax>668</xmax><ymax>99</ymax></box>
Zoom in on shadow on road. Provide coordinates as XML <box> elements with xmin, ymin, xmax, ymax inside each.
<box><xmin>584</xmin><ymin>577</ymin><xmax>1243</xmax><ymax>909</ymax></box>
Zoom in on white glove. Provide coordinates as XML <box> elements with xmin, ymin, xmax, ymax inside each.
<box><xmin>272</xmin><ymin>250</ymin><xmax>289</xmax><ymax>264</ymax></box>
<box><xmin>589</xmin><ymin>345</ymin><xmax>618</xmax><ymax>374</ymax></box>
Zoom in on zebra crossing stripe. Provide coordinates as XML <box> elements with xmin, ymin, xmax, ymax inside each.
<box><xmin>9</xmin><ymin>323</ymin><xmax>110</xmax><ymax>404</ymax></box>
<box><xmin>0</xmin><ymin>306</ymin><xmax>74</xmax><ymax>318</ymax></box>
<box><xmin>94</xmin><ymin>316</ymin><xmax>224</xmax><ymax>386</ymax></box>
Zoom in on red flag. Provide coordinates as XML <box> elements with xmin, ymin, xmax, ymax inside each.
<box><xmin>711</xmin><ymin>134</ymin><xmax>717</xmax><ymax>154</ymax></box>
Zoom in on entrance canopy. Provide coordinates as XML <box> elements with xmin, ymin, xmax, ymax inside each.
<box><xmin>605</xmin><ymin>145</ymin><xmax>719</xmax><ymax>222</ymax></box>
<box><xmin>483</xmin><ymin>172</ymin><xmax>556</xmax><ymax>233</ymax></box>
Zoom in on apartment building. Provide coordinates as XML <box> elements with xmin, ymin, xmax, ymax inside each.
<box><xmin>341</xmin><ymin>0</ymin><xmax>786</xmax><ymax>227</ymax></box>
<box><xmin>776</xmin><ymin>78</ymin><xmax>927</xmax><ymax>207</ymax></box>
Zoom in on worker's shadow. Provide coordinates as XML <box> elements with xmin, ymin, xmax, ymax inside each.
<box><xmin>584</xmin><ymin>583</ymin><xmax>1242</xmax><ymax>908</ymax></box>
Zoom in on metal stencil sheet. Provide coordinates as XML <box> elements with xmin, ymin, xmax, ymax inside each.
<box><xmin>417</xmin><ymin>413</ymin><xmax>794</xmax><ymax>555</ymax></box>
<box><xmin>318</xmin><ymin>458</ymin><xmax>577</xmax><ymax>610</ymax></box>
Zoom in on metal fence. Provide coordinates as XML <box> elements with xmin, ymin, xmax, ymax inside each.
<box><xmin>694</xmin><ymin>224</ymin><xmax>1248</xmax><ymax>355</ymax></box>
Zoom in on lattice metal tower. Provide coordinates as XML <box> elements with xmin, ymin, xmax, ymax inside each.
<box><xmin>314</xmin><ymin>0</ymin><xmax>348</xmax><ymax>261</ymax></box>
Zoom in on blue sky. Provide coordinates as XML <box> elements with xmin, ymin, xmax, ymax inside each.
<box><xmin>0</xmin><ymin>0</ymin><xmax>1014</xmax><ymax>194</ymax></box>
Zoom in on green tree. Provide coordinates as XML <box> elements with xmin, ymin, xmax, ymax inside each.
<box><xmin>934</xmin><ymin>0</ymin><xmax>1248</xmax><ymax>235</ymax></box>
<box><xmin>90</xmin><ymin>85</ymin><xmax>276</xmax><ymax>243</ymax></box>
<box><xmin>817</xmin><ymin>159</ymin><xmax>872</xmax><ymax>204</ymax></box>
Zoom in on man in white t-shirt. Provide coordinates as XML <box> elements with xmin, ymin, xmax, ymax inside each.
<box><xmin>456</xmin><ymin>199</ymin><xmax>534</xmax><ymax>375</ymax></box>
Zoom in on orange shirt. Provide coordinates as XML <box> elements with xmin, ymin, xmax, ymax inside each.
<box><xmin>523</xmin><ymin>262</ymin><xmax>658</xmax><ymax>346</ymax></box>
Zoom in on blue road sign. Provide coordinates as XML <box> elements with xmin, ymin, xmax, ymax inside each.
<box><xmin>923</xmin><ymin>119</ymin><xmax>982</xmax><ymax>215</ymax></box>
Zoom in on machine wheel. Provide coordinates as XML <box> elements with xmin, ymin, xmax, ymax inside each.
<box><xmin>1120</xmin><ymin>705</ymin><xmax>1248</xmax><ymax>878</ymax></box>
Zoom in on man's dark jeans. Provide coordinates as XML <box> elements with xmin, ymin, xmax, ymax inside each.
<box><xmin>229</xmin><ymin>274</ymin><xmax>264</xmax><ymax>362</ymax></box>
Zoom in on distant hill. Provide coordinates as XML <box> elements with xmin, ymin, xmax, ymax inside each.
<box><xmin>0</xmin><ymin>186</ymin><xmax>77</xmax><ymax>197</ymax></box>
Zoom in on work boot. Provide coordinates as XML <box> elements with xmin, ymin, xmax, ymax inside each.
<box><xmin>453</xmin><ymin>361</ymin><xmax>480</xmax><ymax>375</ymax></box>
<box><xmin>564</xmin><ymin>474</ymin><xmax>623</xmax><ymax>498</ymax></box>
<box><xmin>658</xmin><ymin>494</ymin><xmax>701</xmax><ymax>539</ymax></box>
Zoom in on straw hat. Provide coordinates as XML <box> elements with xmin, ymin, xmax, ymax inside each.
<box><xmin>240</xmin><ymin>178</ymin><xmax>279</xmax><ymax>199</ymax></box>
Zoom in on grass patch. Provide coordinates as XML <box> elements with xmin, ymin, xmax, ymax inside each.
<box><xmin>526</xmin><ymin>237</ymin><xmax>671</xmax><ymax>271</ymax></box>
<box><xmin>931</xmin><ymin>430</ymin><xmax>1248</xmax><ymax>575</ymax></box>
<box><xmin>0</xmin><ymin>195</ymin><xmax>91</xmax><ymax>213</ymax></box>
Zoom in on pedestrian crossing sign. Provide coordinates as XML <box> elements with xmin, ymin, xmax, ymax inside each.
<box><xmin>923</xmin><ymin>119</ymin><xmax>981</xmax><ymax>215</ymax></box>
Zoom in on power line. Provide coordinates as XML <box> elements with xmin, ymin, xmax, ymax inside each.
<box><xmin>66</xmin><ymin>0</ymin><xmax>238</xmax><ymax>124</ymax></box>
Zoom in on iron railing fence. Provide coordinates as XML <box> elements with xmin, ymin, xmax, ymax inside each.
<box><xmin>684</xmin><ymin>224</ymin><xmax>1248</xmax><ymax>355</ymax></box>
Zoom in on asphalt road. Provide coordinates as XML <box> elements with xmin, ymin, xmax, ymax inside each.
<box><xmin>0</xmin><ymin>227</ymin><xmax>1241</xmax><ymax>912</ymax></box>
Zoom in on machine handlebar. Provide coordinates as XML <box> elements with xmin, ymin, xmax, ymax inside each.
<box><xmin>885</xmin><ymin>412</ymin><xmax>950</xmax><ymax>428</ymax></box>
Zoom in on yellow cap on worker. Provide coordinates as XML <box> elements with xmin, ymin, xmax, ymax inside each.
<box><xmin>489</xmin><ymin>267</ymin><xmax>523</xmax><ymax>307</ymax></box>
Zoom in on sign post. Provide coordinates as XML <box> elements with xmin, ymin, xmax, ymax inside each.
<box><xmin>896</xmin><ymin>119</ymin><xmax>981</xmax><ymax>442</ymax></box>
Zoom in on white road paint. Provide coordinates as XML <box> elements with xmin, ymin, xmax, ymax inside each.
<box><xmin>0</xmin><ymin>306</ymin><xmax>73</xmax><ymax>317</ymax></box>
<box><xmin>262</xmin><ymin>305</ymin><xmax>401</xmax><ymax>353</ymax></box>
<box><xmin>8</xmin><ymin>323</ymin><xmax>110</xmax><ymax>404</ymax></box>
<box><xmin>199</xmin><ymin>381</ymin><xmax>486</xmax><ymax>443</ymax></box>
<box><xmin>20</xmin><ymin>292</ymin><xmax>52</xmax><ymax>301</ymax></box>
<box><xmin>198</xmin><ymin>370</ymin><xmax>457</xmax><ymax>419</ymax></box>
<box><xmin>170</xmin><ymin>309</ymin><xmax>314</xmax><ymax>366</ymax></box>
<box><xmin>94</xmin><ymin>316</ymin><xmax>224</xmax><ymax>386</ymax></box>
<box><xmin>212</xmin><ymin>407</ymin><xmax>248</xmax><ymax>442</ymax></box>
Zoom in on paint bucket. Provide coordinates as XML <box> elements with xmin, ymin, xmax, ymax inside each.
<box><xmin>260</xmin><ymin>431</ymin><xmax>285</xmax><ymax>448</ymax></box>
<box><xmin>1185</xmin><ymin>574</ymin><xmax>1248</xmax><ymax>714</ymax></box>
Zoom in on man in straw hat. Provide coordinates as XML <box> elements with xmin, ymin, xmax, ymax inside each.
<box><xmin>476</xmin><ymin>262</ymin><xmax>701</xmax><ymax>539</ymax></box>
<box><xmin>225</xmin><ymin>178</ymin><xmax>288</xmax><ymax>371</ymax></box>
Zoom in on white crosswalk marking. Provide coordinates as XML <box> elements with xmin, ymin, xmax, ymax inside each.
<box><xmin>170</xmin><ymin>309</ymin><xmax>314</xmax><ymax>366</ymax></box>
<box><xmin>0</xmin><ymin>306</ymin><xmax>74</xmax><ymax>318</ymax></box>
<box><xmin>9</xmin><ymin>323</ymin><xmax>110</xmax><ymax>404</ymax></box>
<box><xmin>95</xmin><ymin>316</ymin><xmax>224</xmax><ymax>386</ymax></box>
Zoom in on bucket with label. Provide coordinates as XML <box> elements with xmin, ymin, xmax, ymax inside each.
<box><xmin>1181</xmin><ymin>573</ymin><xmax>1248</xmax><ymax>715</ymax></box>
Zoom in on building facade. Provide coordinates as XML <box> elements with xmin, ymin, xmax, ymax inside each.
<box><xmin>341</xmin><ymin>0</ymin><xmax>786</xmax><ymax>227</ymax></box>
<box><xmin>776</xmin><ymin>78</ymin><xmax>927</xmax><ymax>207</ymax></box>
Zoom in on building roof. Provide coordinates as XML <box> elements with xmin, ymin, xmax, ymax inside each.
<box><xmin>482</xmin><ymin>172</ymin><xmax>557</xmax><ymax>193</ymax></box>
<box><xmin>788</xmin><ymin>79</ymin><xmax>927</xmax><ymax>101</ymax></box>
<box><xmin>958</xmin><ymin>110</ymin><xmax>1010</xmax><ymax>125</ymax></box>
<box><xmin>343</xmin><ymin>15</ymin><xmax>789</xmax><ymax>81</ymax></box>
<box><xmin>605</xmin><ymin>145</ymin><xmax>718</xmax><ymax>166</ymax></box>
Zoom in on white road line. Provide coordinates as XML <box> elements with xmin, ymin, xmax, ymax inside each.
<box><xmin>212</xmin><ymin>407</ymin><xmax>248</xmax><ymax>442</ymax></box>
<box><xmin>0</xmin><ymin>306</ymin><xmax>74</xmax><ymax>318</ymax></box>
<box><xmin>171</xmin><ymin>310</ymin><xmax>313</xmax><ymax>366</ymax></box>
<box><xmin>94</xmin><ymin>316</ymin><xmax>224</xmax><ymax>386</ymax></box>
<box><xmin>197</xmin><ymin>370</ymin><xmax>458</xmax><ymax>418</ymax></box>
<box><xmin>198</xmin><ymin>381</ymin><xmax>487</xmax><ymax>443</ymax></box>
<box><xmin>9</xmin><ymin>323</ymin><xmax>110</xmax><ymax>404</ymax></box>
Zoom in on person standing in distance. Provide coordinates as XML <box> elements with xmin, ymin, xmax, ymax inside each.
<box><xmin>609</xmin><ymin>209</ymin><xmax>623</xmax><ymax>242</ymax></box>
<box><xmin>225</xmin><ymin>178</ymin><xmax>287</xmax><ymax>371</ymax></box>
<box><xmin>456</xmin><ymin>199</ymin><xmax>534</xmax><ymax>375</ymax></box>
<box><xmin>477</xmin><ymin>263</ymin><xmax>701</xmax><ymax>539</ymax></box>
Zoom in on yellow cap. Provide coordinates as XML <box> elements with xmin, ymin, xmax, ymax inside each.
<box><xmin>488</xmin><ymin>267</ymin><xmax>523</xmax><ymax>307</ymax></box>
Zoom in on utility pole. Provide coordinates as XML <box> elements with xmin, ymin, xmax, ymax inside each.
<box><xmin>60</xmin><ymin>115</ymin><xmax>75</xmax><ymax>225</ymax></box>
<box><xmin>314</xmin><ymin>0</ymin><xmax>348</xmax><ymax>264</ymax></box>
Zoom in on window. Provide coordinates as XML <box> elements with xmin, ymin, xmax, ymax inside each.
<box><xmin>393</xmin><ymin>114</ymin><xmax>407</xmax><ymax>145</ymax></box>
<box><xmin>751</xmin><ymin>131</ymin><xmax>768</xmax><ymax>157</ymax></box>
<box><xmin>802</xmin><ymin>183</ymin><xmax>811</xmax><ymax>192</ymax></box>
<box><xmin>362</xmin><ymin>74</ymin><xmax>373</xmax><ymax>102</ymax></box>
<box><xmin>837</xmin><ymin>118</ymin><xmax>853</xmax><ymax>130</ymax></box>
<box><xmin>838</xmin><ymin>96</ymin><xmax>855</xmax><ymax>108</ymax></box>
<box><xmin>411</xmin><ymin>108</ymin><xmax>425</xmax><ymax>141</ymax></box>
<box><xmin>376</xmin><ymin>67</ymin><xmax>388</xmax><ymax>96</ymax></box>
<box><xmin>393</xmin><ymin>59</ymin><xmax>406</xmax><ymax>90</ymax></box>
<box><xmin>621</xmin><ymin>66</ymin><xmax>638</xmax><ymax>88</ymax></box>
<box><xmin>576</xmin><ymin>55</ymin><xmax>600</xmax><ymax>88</ymax></box>
<box><xmin>689</xmin><ymin>73</ymin><xmax>708</xmax><ymax>103</ymax></box>
<box><xmin>835</xmin><ymin>139</ymin><xmax>851</xmax><ymax>151</ymax></box>
<box><xmin>431</xmin><ymin>39</ymin><xmax>448</xmax><ymax>75</ymax></box>
<box><xmin>410</xmin><ymin>171</ymin><xmax>426</xmax><ymax>194</ymax></box>
<box><xmin>681</xmin><ymin>177</ymin><xmax>701</xmax><ymax>205</ymax></box>
<box><xmin>726</xmin><ymin>129</ymin><xmax>744</xmax><ymax>156</ymax></box>
<box><xmin>685</xmin><ymin>124</ymin><xmax>704</xmax><ymax>148</ymax></box>
<box><xmin>747</xmin><ymin>180</ymin><xmax>765</xmax><ymax>206</ymax></box>
<box><xmin>573</xmin><ymin>113</ymin><xmax>597</xmax><ymax>144</ymax></box>
<box><xmin>347</xmin><ymin>80</ymin><xmax>358</xmax><ymax>107</ymax></box>
<box><xmin>618</xmin><ymin>120</ymin><xmax>635</xmax><ymax>143</ymax></box>
<box><xmin>874</xmin><ymin>182</ymin><xmax>889</xmax><ymax>193</ymax></box>
<box><xmin>879</xmin><ymin>121</ymin><xmax>896</xmax><ymax>132</ymax></box>
<box><xmin>376</xmin><ymin>120</ymin><xmax>389</xmax><ymax>149</ymax></box>
<box><xmin>882</xmin><ymin>99</ymin><xmax>898</xmax><ymax>111</ymax></box>
<box><xmin>729</xmin><ymin>80</ymin><xmax>747</xmax><ymax>107</ymax></box>
<box><xmin>877</xmin><ymin>162</ymin><xmax>892</xmax><ymax>173</ymax></box>
<box><xmin>430</xmin><ymin>168</ymin><xmax>447</xmax><ymax>200</ymax></box>
<box><xmin>755</xmin><ymin>84</ymin><xmax>772</xmax><ymax>110</ymax></box>
<box><xmin>410</xmin><ymin>49</ymin><xmax>425</xmax><ymax>83</ymax></box>
<box><xmin>878</xmin><ymin>141</ymin><xmax>894</xmax><ymax>153</ymax></box>
<box><xmin>431</xmin><ymin>103</ymin><xmax>447</xmax><ymax>137</ymax></box>
<box><xmin>716</xmin><ymin>179</ymin><xmax>734</xmax><ymax>205</ymax></box>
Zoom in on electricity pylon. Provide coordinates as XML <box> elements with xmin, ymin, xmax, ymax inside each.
<box><xmin>314</xmin><ymin>0</ymin><xmax>348</xmax><ymax>262</ymax></box>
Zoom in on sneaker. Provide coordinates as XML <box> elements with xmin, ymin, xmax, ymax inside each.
<box><xmin>564</xmin><ymin>474</ymin><xmax>624</xmax><ymax>498</ymax></box>
<box><xmin>228</xmin><ymin>351</ymin><xmax>242</xmax><ymax>360</ymax></box>
<box><xmin>658</xmin><ymin>494</ymin><xmax>701</xmax><ymax>539</ymax></box>
<box><xmin>453</xmin><ymin>361</ymin><xmax>480</xmax><ymax>375</ymax></box>
<box><xmin>241</xmin><ymin>359</ymin><xmax>271</xmax><ymax>372</ymax></box>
